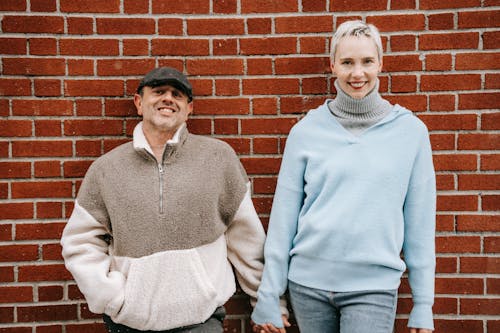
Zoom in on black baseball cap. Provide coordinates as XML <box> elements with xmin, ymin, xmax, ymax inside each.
<box><xmin>136</xmin><ymin>67</ymin><xmax>193</xmax><ymax>101</ymax></box>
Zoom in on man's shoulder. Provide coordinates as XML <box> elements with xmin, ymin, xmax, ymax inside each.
<box><xmin>89</xmin><ymin>141</ymin><xmax>134</xmax><ymax>169</ymax></box>
<box><xmin>187</xmin><ymin>133</ymin><xmax>236</xmax><ymax>155</ymax></box>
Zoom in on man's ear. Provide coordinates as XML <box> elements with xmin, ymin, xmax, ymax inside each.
<box><xmin>134</xmin><ymin>94</ymin><xmax>143</xmax><ymax>116</ymax></box>
<box><xmin>187</xmin><ymin>101</ymin><xmax>194</xmax><ymax>115</ymax></box>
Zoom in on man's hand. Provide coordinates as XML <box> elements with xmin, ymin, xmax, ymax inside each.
<box><xmin>410</xmin><ymin>328</ymin><xmax>433</xmax><ymax>333</ymax></box>
<box><xmin>252</xmin><ymin>315</ymin><xmax>291</xmax><ymax>333</ymax></box>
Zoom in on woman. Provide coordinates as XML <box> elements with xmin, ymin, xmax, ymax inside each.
<box><xmin>251</xmin><ymin>20</ymin><xmax>436</xmax><ymax>333</ymax></box>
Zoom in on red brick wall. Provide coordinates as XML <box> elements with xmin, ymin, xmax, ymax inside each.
<box><xmin>1</xmin><ymin>1</ymin><xmax>499</xmax><ymax>332</ymax></box>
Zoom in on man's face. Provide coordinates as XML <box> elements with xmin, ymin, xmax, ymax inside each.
<box><xmin>134</xmin><ymin>84</ymin><xmax>193</xmax><ymax>139</ymax></box>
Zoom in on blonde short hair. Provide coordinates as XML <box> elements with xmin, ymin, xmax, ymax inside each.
<box><xmin>330</xmin><ymin>20</ymin><xmax>383</xmax><ymax>62</ymax></box>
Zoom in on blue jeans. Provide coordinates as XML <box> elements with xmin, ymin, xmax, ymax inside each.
<box><xmin>288</xmin><ymin>280</ymin><xmax>397</xmax><ymax>333</ymax></box>
<box><xmin>103</xmin><ymin>306</ymin><xmax>225</xmax><ymax>333</ymax></box>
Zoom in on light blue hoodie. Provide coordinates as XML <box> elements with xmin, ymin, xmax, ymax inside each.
<box><xmin>252</xmin><ymin>100</ymin><xmax>436</xmax><ymax>330</ymax></box>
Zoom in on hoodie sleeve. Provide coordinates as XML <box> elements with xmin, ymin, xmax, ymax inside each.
<box><xmin>402</xmin><ymin>125</ymin><xmax>436</xmax><ymax>330</ymax></box>
<box><xmin>60</xmin><ymin>163</ymin><xmax>126</xmax><ymax>316</ymax></box>
<box><xmin>226</xmin><ymin>183</ymin><xmax>289</xmax><ymax>317</ymax></box>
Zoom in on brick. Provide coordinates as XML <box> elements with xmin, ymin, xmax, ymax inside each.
<box><xmin>240</xmin><ymin>157</ymin><xmax>281</xmax><ymax>174</ymax></box>
<box><xmin>66</xmin><ymin>323</ymin><xmax>107</xmax><ymax>333</ymax></box>
<box><xmin>459</xmin><ymin>10</ymin><xmax>500</xmax><ymax>28</ymax></box>
<box><xmin>457</xmin><ymin>215</ymin><xmax>500</xmax><ymax>232</ymax></box>
<box><xmin>0</xmin><ymin>245</ymin><xmax>38</xmax><ymax>262</ymax></box>
<box><xmin>124</xmin><ymin>0</ymin><xmax>149</xmax><ymax>13</ymax></box>
<box><xmin>0</xmin><ymin>162</ymin><xmax>31</xmax><ymax>178</ymax></box>
<box><xmin>436</xmin><ymin>257</ymin><xmax>457</xmax><ymax>273</ymax></box>
<box><xmin>187</xmin><ymin>59</ymin><xmax>244</xmax><ymax>75</ymax></box>
<box><xmin>429</xmin><ymin>13</ymin><xmax>455</xmax><ymax>30</ymax></box>
<box><xmin>60</xmin><ymin>0</ymin><xmax>119</xmax><ymax>12</ymax></box>
<box><xmin>437</xmin><ymin>195</ymin><xmax>478</xmax><ymax>211</ymax></box>
<box><xmin>0</xmin><ymin>0</ymin><xmax>26</xmax><ymax>10</ymax></box>
<box><xmin>247</xmin><ymin>18</ymin><xmax>272</xmax><ymax>34</ymax></box>
<box><xmin>188</xmin><ymin>18</ymin><xmax>244</xmax><ymax>35</ymax></box>
<box><xmin>219</xmin><ymin>138</ymin><xmax>250</xmax><ymax>155</ymax></box>
<box><xmin>303</xmin><ymin>77</ymin><xmax>328</xmax><ymax>94</ymax></box>
<box><xmin>214</xmin><ymin>118</ymin><xmax>238</xmax><ymax>135</ymax></box>
<box><xmin>12</xmin><ymin>141</ymin><xmax>72</xmax><ymax>157</ymax></box>
<box><xmin>433</xmin><ymin>154</ymin><xmax>477</xmax><ymax>171</ymax></box>
<box><xmin>60</xmin><ymin>39</ymin><xmax>119</xmax><ymax>56</ymax></box>
<box><xmin>243</xmin><ymin>78</ymin><xmax>299</xmax><ymax>95</ymax></box>
<box><xmin>276</xmin><ymin>16</ymin><xmax>333</xmax><ymax>33</ymax></box>
<box><xmin>485</xmin><ymin>73</ymin><xmax>500</xmax><ymax>89</ymax></box>
<box><xmin>241</xmin><ymin>0</ymin><xmax>298</xmax><ymax>13</ymax></box>
<box><xmin>12</xmin><ymin>181</ymin><xmax>73</xmax><ymax>199</ymax></box>
<box><xmin>485</xmin><ymin>236</ymin><xmax>499</xmax><ymax>253</ymax></box>
<box><xmin>0</xmin><ymin>99</ymin><xmax>8</xmax><ymax>117</ymax></box>
<box><xmin>280</xmin><ymin>96</ymin><xmax>325</xmax><ymax>114</ymax></box>
<box><xmin>368</xmin><ymin>14</ymin><xmax>424</xmax><ymax>32</ymax></box>
<box><xmin>418</xmin><ymin>114</ymin><xmax>477</xmax><ymax>131</ymax></box>
<box><xmin>17</xmin><ymin>304</ymin><xmax>77</xmax><ymax>322</ymax></box>
<box><xmin>12</xmin><ymin>100</ymin><xmax>72</xmax><ymax>116</ymax></box>
<box><xmin>252</xmin><ymin>197</ymin><xmax>273</xmax><ymax>214</ymax></box>
<box><xmin>215</xmin><ymin>79</ymin><xmax>240</xmax><ymax>96</ymax></box>
<box><xmin>419</xmin><ymin>32</ymin><xmax>478</xmax><ymax>50</ymax></box>
<box><xmin>391</xmin><ymin>75</ymin><xmax>417</xmax><ymax>93</ymax></box>
<box><xmin>0</xmin><ymin>79</ymin><xmax>31</xmax><ymax>96</ymax></box>
<box><xmin>302</xmin><ymin>0</ymin><xmax>327</xmax><ymax>11</ymax></box>
<box><xmin>460</xmin><ymin>92</ymin><xmax>500</xmax><ymax>110</ymax></box>
<box><xmin>16</xmin><ymin>222</ymin><xmax>65</xmax><ymax>240</ymax></box>
<box><xmin>0</xmin><ymin>266</ymin><xmax>14</xmax><ymax>282</ymax></box>
<box><xmin>68</xmin><ymin>59</ymin><xmax>94</xmax><ymax>76</ymax></box>
<box><xmin>213</xmin><ymin>38</ymin><xmax>238</xmax><ymax>56</ymax></box>
<box><xmin>29</xmin><ymin>37</ymin><xmax>57</xmax><ymax>55</ymax></box>
<box><xmin>461</xmin><ymin>257</ymin><xmax>500</xmax><ymax>274</ymax></box>
<box><xmin>420</xmin><ymin>0</ymin><xmax>480</xmax><ymax>9</ymax></box>
<box><xmin>123</xmin><ymin>39</ymin><xmax>150</xmax><ymax>55</ymax></box>
<box><xmin>105</xmin><ymin>99</ymin><xmax>136</xmax><ymax>117</ymax></box>
<box><xmin>97</xmin><ymin>18</ymin><xmax>155</xmax><ymax>34</ymax></box>
<box><xmin>300</xmin><ymin>36</ymin><xmax>328</xmax><ymax>54</ymax></box>
<box><xmin>458</xmin><ymin>134</ymin><xmax>500</xmax><ymax>150</ymax></box>
<box><xmin>426</xmin><ymin>54</ymin><xmax>452</xmax><ymax>71</ymax></box>
<box><xmin>487</xmin><ymin>278</ymin><xmax>500</xmax><ymax>294</ymax></box>
<box><xmin>153</xmin><ymin>0</ymin><xmax>209</xmax><ymax>13</ymax></box>
<box><xmin>383</xmin><ymin>55</ymin><xmax>422</xmax><ymax>72</ymax></box>
<box><xmin>253</xmin><ymin>177</ymin><xmax>277</xmax><ymax>194</ymax></box>
<box><xmin>254</xmin><ymin>138</ymin><xmax>279</xmax><ymax>154</ymax></box>
<box><xmin>436</xmin><ymin>236</ymin><xmax>481</xmax><ymax>253</ymax></box>
<box><xmin>18</xmin><ymin>264</ymin><xmax>73</xmax><ymax>282</ymax></box>
<box><xmin>241</xmin><ymin>118</ymin><xmax>297</xmax><ymax>134</ymax></box>
<box><xmin>0</xmin><ymin>120</ymin><xmax>32</xmax><ymax>137</ymax></box>
<box><xmin>429</xmin><ymin>94</ymin><xmax>455</xmax><ymax>111</ymax></box>
<box><xmin>34</xmin><ymin>79</ymin><xmax>62</xmax><ymax>97</ymax></box>
<box><xmin>3</xmin><ymin>58</ymin><xmax>64</xmax><ymax>76</ymax></box>
<box><xmin>241</xmin><ymin>37</ymin><xmax>297</xmax><ymax>55</ymax></box>
<box><xmin>0</xmin><ymin>286</ymin><xmax>32</xmax><ymax>303</ymax></box>
<box><xmin>0</xmin><ymin>224</ymin><xmax>11</xmax><ymax>241</ymax></box>
<box><xmin>34</xmin><ymin>160</ymin><xmax>61</xmax><ymax>178</ymax></box>
<box><xmin>421</xmin><ymin>74</ymin><xmax>481</xmax><ymax>91</ymax></box>
<box><xmin>194</xmin><ymin>98</ymin><xmax>249</xmax><ymax>115</ymax></box>
<box><xmin>2</xmin><ymin>15</ymin><xmax>64</xmax><ymax>33</ymax></box>
<box><xmin>390</xmin><ymin>35</ymin><xmax>416</xmax><ymax>52</ymax></box>
<box><xmin>275</xmin><ymin>57</ymin><xmax>330</xmax><ymax>75</ymax></box>
<box><xmin>252</xmin><ymin>97</ymin><xmax>278</xmax><ymax>115</ymax></box>
<box><xmin>76</xmin><ymin>99</ymin><xmax>102</xmax><ymax>116</ymax></box>
<box><xmin>63</xmin><ymin>160</ymin><xmax>93</xmax><ymax>177</ymax></box>
<box><xmin>97</xmin><ymin>59</ymin><xmax>156</xmax><ymax>76</ymax></box>
<box><xmin>482</xmin><ymin>195</ymin><xmax>499</xmax><ymax>211</ymax></box>
<box><xmin>35</xmin><ymin>120</ymin><xmax>62</xmax><ymax>137</ymax></box>
<box><xmin>330</xmin><ymin>0</ymin><xmax>387</xmax><ymax>11</ymax></box>
<box><xmin>456</xmin><ymin>52</ymin><xmax>500</xmax><ymax>70</ymax></box>
<box><xmin>481</xmin><ymin>154</ymin><xmax>500</xmax><ymax>170</ymax></box>
<box><xmin>42</xmin><ymin>243</ymin><xmax>63</xmax><ymax>260</ymax></box>
<box><xmin>0</xmin><ymin>182</ymin><xmax>8</xmax><ymax>198</ymax></box>
<box><xmin>64</xmin><ymin>119</ymin><xmax>123</xmax><ymax>136</ymax></box>
<box><xmin>483</xmin><ymin>31</ymin><xmax>500</xmax><ymax>49</ymax></box>
<box><xmin>37</xmin><ymin>202</ymin><xmax>63</xmax><ymax>219</ymax></box>
<box><xmin>213</xmin><ymin>0</ymin><xmax>237</xmax><ymax>13</ymax></box>
<box><xmin>185</xmin><ymin>118</ymin><xmax>211</xmax><ymax>135</ymax></box>
<box><xmin>247</xmin><ymin>58</ymin><xmax>273</xmax><ymax>75</ymax></box>
<box><xmin>152</xmin><ymin>39</ymin><xmax>209</xmax><ymax>56</ymax></box>
<box><xmin>0</xmin><ymin>37</ymin><xmax>26</xmax><ymax>54</ymax></box>
<box><xmin>459</xmin><ymin>174</ymin><xmax>500</xmax><ymax>191</ymax></box>
<box><xmin>433</xmin><ymin>319</ymin><xmax>483</xmax><ymax>333</ymax></box>
<box><xmin>76</xmin><ymin>140</ymin><xmax>102</xmax><ymax>157</ymax></box>
<box><xmin>157</xmin><ymin>18</ymin><xmax>183</xmax><ymax>35</ymax></box>
<box><xmin>435</xmin><ymin>277</ymin><xmax>484</xmax><ymax>294</ymax></box>
<box><xmin>64</xmin><ymin>80</ymin><xmax>124</xmax><ymax>97</ymax></box>
<box><xmin>67</xmin><ymin>17</ymin><xmax>93</xmax><ymax>35</ymax></box>
<box><xmin>461</xmin><ymin>298</ymin><xmax>500</xmax><ymax>315</ymax></box>
<box><xmin>0</xmin><ymin>203</ymin><xmax>33</xmax><ymax>219</ymax></box>
<box><xmin>436</xmin><ymin>174</ymin><xmax>455</xmax><ymax>191</ymax></box>
<box><xmin>31</xmin><ymin>0</ymin><xmax>57</xmax><ymax>12</ymax></box>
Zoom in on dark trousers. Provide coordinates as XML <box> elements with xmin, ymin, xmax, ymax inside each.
<box><xmin>103</xmin><ymin>307</ymin><xmax>225</xmax><ymax>333</ymax></box>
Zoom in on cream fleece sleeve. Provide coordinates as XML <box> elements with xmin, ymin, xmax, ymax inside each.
<box><xmin>61</xmin><ymin>200</ymin><xmax>125</xmax><ymax>315</ymax></box>
<box><xmin>226</xmin><ymin>183</ymin><xmax>288</xmax><ymax>317</ymax></box>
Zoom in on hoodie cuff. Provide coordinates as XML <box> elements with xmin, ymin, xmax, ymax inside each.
<box><xmin>408</xmin><ymin>303</ymin><xmax>434</xmax><ymax>330</ymax></box>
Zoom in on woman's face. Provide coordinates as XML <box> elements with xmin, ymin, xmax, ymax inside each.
<box><xmin>331</xmin><ymin>35</ymin><xmax>382</xmax><ymax>99</ymax></box>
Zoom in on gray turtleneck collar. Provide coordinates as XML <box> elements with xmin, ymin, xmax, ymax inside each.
<box><xmin>328</xmin><ymin>79</ymin><xmax>393</xmax><ymax>136</ymax></box>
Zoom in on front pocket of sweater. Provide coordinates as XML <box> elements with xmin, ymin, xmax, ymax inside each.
<box><xmin>111</xmin><ymin>249</ymin><xmax>218</xmax><ymax>331</ymax></box>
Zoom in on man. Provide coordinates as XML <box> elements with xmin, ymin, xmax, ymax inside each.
<box><xmin>61</xmin><ymin>67</ymin><xmax>286</xmax><ymax>332</ymax></box>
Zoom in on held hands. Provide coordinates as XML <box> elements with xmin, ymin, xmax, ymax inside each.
<box><xmin>252</xmin><ymin>315</ymin><xmax>291</xmax><ymax>333</ymax></box>
<box><xmin>410</xmin><ymin>328</ymin><xmax>433</xmax><ymax>333</ymax></box>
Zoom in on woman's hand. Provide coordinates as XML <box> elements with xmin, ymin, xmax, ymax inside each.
<box><xmin>252</xmin><ymin>315</ymin><xmax>291</xmax><ymax>333</ymax></box>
